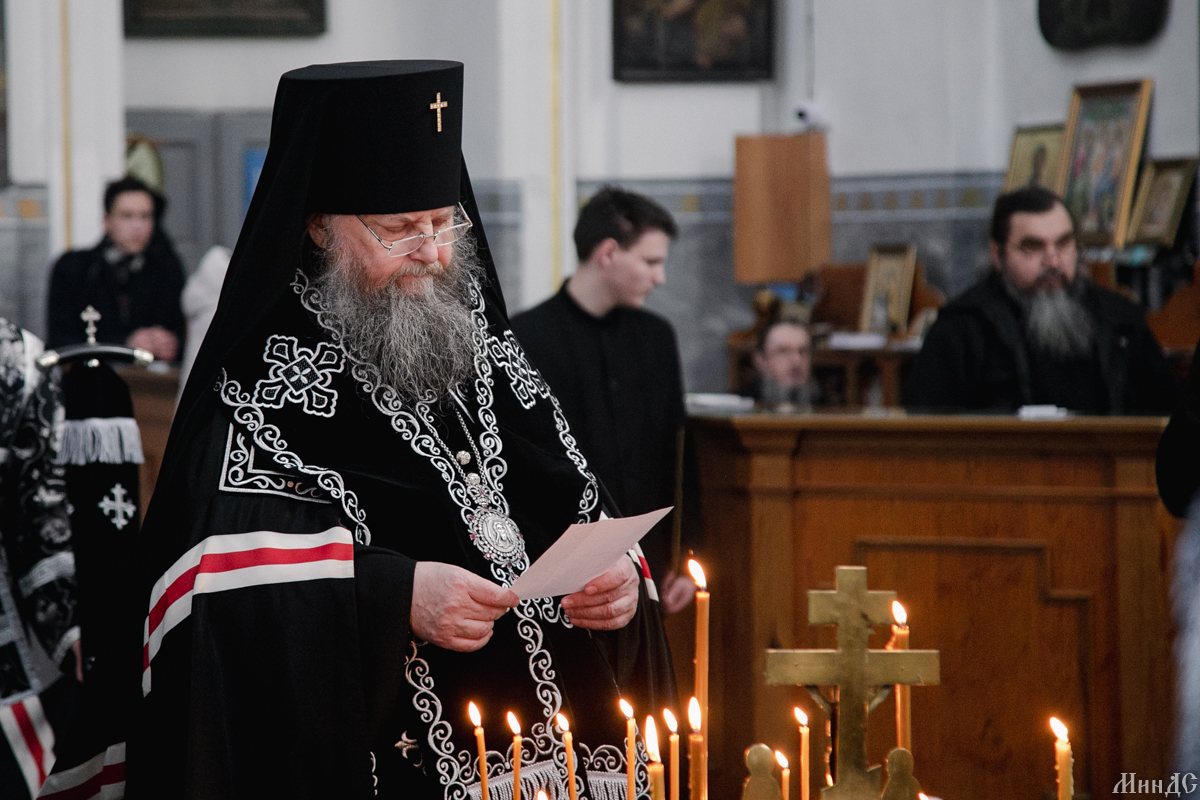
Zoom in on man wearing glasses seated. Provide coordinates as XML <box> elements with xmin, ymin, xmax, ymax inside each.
<box><xmin>905</xmin><ymin>186</ymin><xmax>1176</xmax><ymax>414</ymax></box>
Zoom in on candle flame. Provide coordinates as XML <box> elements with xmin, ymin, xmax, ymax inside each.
<box><xmin>662</xmin><ymin>709</ymin><xmax>678</xmax><ymax>734</ymax></box>
<box><xmin>793</xmin><ymin>707</ymin><xmax>807</xmax><ymax>727</ymax></box>
<box><xmin>507</xmin><ymin>711</ymin><xmax>521</xmax><ymax>735</ymax></box>
<box><xmin>1050</xmin><ymin>717</ymin><xmax>1069</xmax><ymax>742</ymax></box>
<box><xmin>645</xmin><ymin>716</ymin><xmax>661</xmax><ymax>762</ymax></box>
<box><xmin>687</xmin><ymin>559</ymin><xmax>707</xmax><ymax>591</ymax></box>
<box><xmin>537</xmin><ymin>792</ymin><xmax>548</xmax><ymax>800</ymax></box>
<box><xmin>775</xmin><ymin>750</ymin><xmax>789</xmax><ymax>770</ymax></box>
<box><xmin>619</xmin><ymin>699</ymin><xmax>634</xmax><ymax>720</ymax></box>
<box><xmin>687</xmin><ymin>697</ymin><xmax>702</xmax><ymax>732</ymax></box>
<box><xmin>555</xmin><ymin>713</ymin><xmax>569</xmax><ymax>733</ymax></box>
<box><xmin>919</xmin><ymin>794</ymin><xmax>929</xmax><ymax>800</ymax></box>
<box><xmin>892</xmin><ymin>601</ymin><xmax>907</xmax><ymax>626</ymax></box>
<box><xmin>468</xmin><ymin>702</ymin><xmax>482</xmax><ymax>728</ymax></box>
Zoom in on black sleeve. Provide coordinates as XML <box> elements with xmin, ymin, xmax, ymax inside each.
<box><xmin>354</xmin><ymin>545</ymin><xmax>416</xmax><ymax>742</ymax></box>
<box><xmin>1128</xmin><ymin>320</ymin><xmax>1180</xmax><ymax>415</ymax></box>
<box><xmin>1157</xmin><ymin>345</ymin><xmax>1200</xmax><ymax>516</ymax></box>
<box><xmin>46</xmin><ymin>255</ymin><xmax>82</xmax><ymax>349</ymax></box>
<box><xmin>904</xmin><ymin>312</ymin><xmax>975</xmax><ymax>410</ymax></box>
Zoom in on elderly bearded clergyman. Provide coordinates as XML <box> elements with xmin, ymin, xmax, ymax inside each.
<box><xmin>44</xmin><ymin>61</ymin><xmax>677</xmax><ymax>800</ymax></box>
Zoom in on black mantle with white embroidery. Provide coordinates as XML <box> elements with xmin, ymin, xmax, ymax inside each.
<box><xmin>47</xmin><ymin>61</ymin><xmax>677</xmax><ymax>800</ymax></box>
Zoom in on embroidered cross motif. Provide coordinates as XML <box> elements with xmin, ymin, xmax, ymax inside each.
<box><xmin>252</xmin><ymin>335</ymin><xmax>343</xmax><ymax>418</ymax></box>
<box><xmin>98</xmin><ymin>483</ymin><xmax>136</xmax><ymax>530</ymax></box>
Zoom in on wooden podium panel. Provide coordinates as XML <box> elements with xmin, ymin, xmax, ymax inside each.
<box><xmin>687</xmin><ymin>413</ymin><xmax>1176</xmax><ymax>800</ymax></box>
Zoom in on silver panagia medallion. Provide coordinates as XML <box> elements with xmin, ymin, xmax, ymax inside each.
<box><xmin>468</xmin><ymin>509</ymin><xmax>525</xmax><ymax>566</ymax></box>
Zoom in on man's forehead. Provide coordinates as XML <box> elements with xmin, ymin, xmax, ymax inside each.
<box><xmin>765</xmin><ymin>324</ymin><xmax>808</xmax><ymax>349</ymax></box>
<box><xmin>1008</xmin><ymin>205</ymin><xmax>1074</xmax><ymax>242</ymax></box>
<box><xmin>379</xmin><ymin>205</ymin><xmax>456</xmax><ymax>222</ymax></box>
<box><xmin>111</xmin><ymin>191</ymin><xmax>154</xmax><ymax>211</ymax></box>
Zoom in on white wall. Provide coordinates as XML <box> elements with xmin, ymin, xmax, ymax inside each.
<box><xmin>999</xmin><ymin>0</ymin><xmax>1199</xmax><ymax>161</ymax></box>
<box><xmin>8</xmin><ymin>0</ymin><xmax>125</xmax><ymax>252</ymax></box>
<box><xmin>124</xmin><ymin>1</ymin><xmax>502</xmax><ymax>178</ymax></box>
<box><xmin>814</xmin><ymin>0</ymin><xmax>1199</xmax><ymax>176</ymax></box>
<box><xmin>118</xmin><ymin>0</ymin><xmax>1200</xmax><ymax>300</ymax></box>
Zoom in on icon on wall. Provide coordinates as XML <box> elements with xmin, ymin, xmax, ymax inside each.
<box><xmin>613</xmin><ymin>0</ymin><xmax>773</xmax><ymax>82</ymax></box>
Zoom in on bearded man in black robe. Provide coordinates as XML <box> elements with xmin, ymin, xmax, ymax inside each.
<box><xmin>510</xmin><ymin>189</ymin><xmax>700</xmax><ymax>615</ymax></box>
<box><xmin>43</xmin><ymin>61</ymin><xmax>675</xmax><ymax>800</ymax></box>
<box><xmin>904</xmin><ymin>186</ymin><xmax>1176</xmax><ymax>414</ymax></box>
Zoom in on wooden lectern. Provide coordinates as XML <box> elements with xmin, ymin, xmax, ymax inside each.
<box><xmin>734</xmin><ymin>133</ymin><xmax>832</xmax><ymax>283</ymax></box>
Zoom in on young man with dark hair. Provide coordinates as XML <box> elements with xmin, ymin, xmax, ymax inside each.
<box><xmin>511</xmin><ymin>187</ymin><xmax>700</xmax><ymax>614</ymax></box>
<box><xmin>905</xmin><ymin>186</ymin><xmax>1176</xmax><ymax>413</ymax></box>
<box><xmin>46</xmin><ymin>176</ymin><xmax>186</xmax><ymax>361</ymax></box>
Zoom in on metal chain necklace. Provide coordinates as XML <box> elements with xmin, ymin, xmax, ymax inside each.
<box><xmin>426</xmin><ymin>404</ymin><xmax>525</xmax><ymax>569</ymax></box>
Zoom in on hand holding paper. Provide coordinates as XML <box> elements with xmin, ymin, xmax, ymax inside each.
<box><xmin>509</xmin><ymin>507</ymin><xmax>672</xmax><ymax>600</ymax></box>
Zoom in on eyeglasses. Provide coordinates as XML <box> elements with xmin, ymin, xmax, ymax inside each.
<box><xmin>355</xmin><ymin>204</ymin><xmax>473</xmax><ymax>258</ymax></box>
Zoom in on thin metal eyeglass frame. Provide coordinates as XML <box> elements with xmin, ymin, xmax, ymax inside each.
<box><xmin>355</xmin><ymin>203</ymin><xmax>473</xmax><ymax>258</ymax></box>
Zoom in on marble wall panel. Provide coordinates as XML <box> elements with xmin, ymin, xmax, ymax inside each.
<box><xmin>0</xmin><ymin>186</ymin><xmax>50</xmax><ymax>339</ymax></box>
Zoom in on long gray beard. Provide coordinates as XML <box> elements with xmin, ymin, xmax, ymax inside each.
<box><xmin>312</xmin><ymin>231</ymin><xmax>484</xmax><ymax>403</ymax></box>
<box><xmin>1003</xmin><ymin>269</ymin><xmax>1096</xmax><ymax>360</ymax></box>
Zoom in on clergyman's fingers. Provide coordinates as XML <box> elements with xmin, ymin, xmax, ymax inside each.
<box><xmin>466</xmin><ymin>576</ymin><xmax>520</xmax><ymax>609</ymax></box>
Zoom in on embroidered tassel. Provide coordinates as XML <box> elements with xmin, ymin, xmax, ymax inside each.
<box><xmin>586</xmin><ymin>772</ymin><xmax>631</xmax><ymax>800</ymax></box>
<box><xmin>474</xmin><ymin>762</ymin><xmax>572</xmax><ymax>800</ymax></box>
<box><xmin>57</xmin><ymin>417</ymin><xmax>144</xmax><ymax>466</ymax></box>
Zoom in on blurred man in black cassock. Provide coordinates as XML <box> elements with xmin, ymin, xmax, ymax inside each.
<box><xmin>511</xmin><ymin>189</ymin><xmax>700</xmax><ymax>614</ymax></box>
<box><xmin>905</xmin><ymin>186</ymin><xmax>1176</xmax><ymax>414</ymax></box>
<box><xmin>45</xmin><ymin>62</ymin><xmax>676</xmax><ymax>800</ymax></box>
<box><xmin>46</xmin><ymin>177</ymin><xmax>185</xmax><ymax>362</ymax></box>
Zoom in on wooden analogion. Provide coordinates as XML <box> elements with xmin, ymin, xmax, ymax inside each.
<box><xmin>688</xmin><ymin>412</ymin><xmax>1176</xmax><ymax>800</ymax></box>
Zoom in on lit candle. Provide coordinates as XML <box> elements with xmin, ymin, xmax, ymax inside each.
<box><xmin>663</xmin><ymin>709</ymin><xmax>680</xmax><ymax>800</ymax></box>
<box><xmin>469</xmin><ymin>703</ymin><xmax>490</xmax><ymax>800</ymax></box>
<box><xmin>775</xmin><ymin>751</ymin><xmax>790</xmax><ymax>800</ymax></box>
<box><xmin>687</xmin><ymin>697</ymin><xmax>707</xmax><ymax>800</ymax></box>
<box><xmin>621</xmin><ymin>699</ymin><xmax>637</xmax><ymax>800</ymax></box>
<box><xmin>793</xmin><ymin>708</ymin><xmax>809</xmax><ymax>800</ymax></box>
<box><xmin>646</xmin><ymin>716</ymin><xmax>665</xmax><ymax>800</ymax></box>
<box><xmin>1050</xmin><ymin>717</ymin><xmax>1073</xmax><ymax>800</ymax></box>
<box><xmin>888</xmin><ymin>601</ymin><xmax>911</xmax><ymax>751</ymax></box>
<box><xmin>538</xmin><ymin>791</ymin><xmax>548</xmax><ymax>800</ymax></box>
<box><xmin>508</xmin><ymin>712</ymin><xmax>522</xmax><ymax>800</ymax></box>
<box><xmin>687</xmin><ymin>560</ymin><xmax>710</xmax><ymax>746</ymax></box>
<box><xmin>557</xmin><ymin>713</ymin><xmax>578</xmax><ymax>800</ymax></box>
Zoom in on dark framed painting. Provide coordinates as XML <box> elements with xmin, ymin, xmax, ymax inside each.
<box><xmin>1126</xmin><ymin>158</ymin><xmax>1198</xmax><ymax>247</ymax></box>
<box><xmin>124</xmin><ymin>0</ymin><xmax>325</xmax><ymax>38</ymax></box>
<box><xmin>1054</xmin><ymin>79</ymin><xmax>1153</xmax><ymax>249</ymax></box>
<box><xmin>613</xmin><ymin>0</ymin><xmax>773</xmax><ymax>82</ymax></box>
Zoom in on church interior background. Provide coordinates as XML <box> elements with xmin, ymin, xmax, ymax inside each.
<box><xmin>1</xmin><ymin>1</ymin><xmax>1197</xmax><ymax>797</ymax></box>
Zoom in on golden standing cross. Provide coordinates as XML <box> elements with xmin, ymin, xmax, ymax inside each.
<box><xmin>429</xmin><ymin>92</ymin><xmax>449</xmax><ymax>133</ymax></box>
<box><xmin>765</xmin><ymin>566</ymin><xmax>939</xmax><ymax>800</ymax></box>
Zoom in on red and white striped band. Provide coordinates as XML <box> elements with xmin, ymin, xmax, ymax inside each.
<box><xmin>1</xmin><ymin>695</ymin><xmax>55</xmax><ymax>797</ymax></box>
<box><xmin>142</xmin><ymin>527</ymin><xmax>355</xmax><ymax>696</ymax></box>
<box><xmin>37</xmin><ymin>741</ymin><xmax>125</xmax><ymax>800</ymax></box>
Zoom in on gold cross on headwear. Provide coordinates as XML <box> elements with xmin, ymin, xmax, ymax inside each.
<box><xmin>429</xmin><ymin>92</ymin><xmax>449</xmax><ymax>133</ymax></box>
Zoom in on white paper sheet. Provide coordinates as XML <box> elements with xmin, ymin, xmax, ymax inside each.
<box><xmin>508</xmin><ymin>507</ymin><xmax>672</xmax><ymax>600</ymax></box>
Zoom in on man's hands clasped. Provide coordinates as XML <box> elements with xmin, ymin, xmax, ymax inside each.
<box><xmin>411</xmin><ymin>556</ymin><xmax>641</xmax><ymax>652</ymax></box>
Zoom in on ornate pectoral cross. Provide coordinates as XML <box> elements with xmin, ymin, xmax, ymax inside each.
<box><xmin>765</xmin><ymin>566</ymin><xmax>939</xmax><ymax>800</ymax></box>
<box><xmin>80</xmin><ymin>305</ymin><xmax>101</xmax><ymax>344</ymax></box>
<box><xmin>429</xmin><ymin>92</ymin><xmax>449</xmax><ymax>133</ymax></box>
